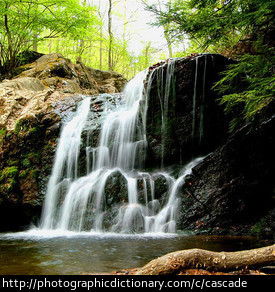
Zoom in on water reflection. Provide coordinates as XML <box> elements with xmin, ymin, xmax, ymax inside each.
<box><xmin>0</xmin><ymin>232</ymin><xmax>266</xmax><ymax>275</ymax></box>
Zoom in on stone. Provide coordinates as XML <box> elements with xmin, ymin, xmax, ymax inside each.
<box><xmin>145</xmin><ymin>54</ymin><xmax>234</xmax><ymax>168</ymax></box>
<box><xmin>0</xmin><ymin>53</ymin><xmax>128</xmax><ymax>231</ymax></box>
<box><xmin>177</xmin><ymin>115</ymin><xmax>274</xmax><ymax>236</ymax></box>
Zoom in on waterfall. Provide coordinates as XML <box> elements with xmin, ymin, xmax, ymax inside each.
<box><xmin>40</xmin><ymin>61</ymin><xmax>204</xmax><ymax>234</ymax></box>
<box><xmin>192</xmin><ymin>54</ymin><xmax>210</xmax><ymax>148</ymax></box>
<box><xmin>199</xmin><ymin>56</ymin><xmax>208</xmax><ymax>145</ymax></box>
<box><xmin>192</xmin><ymin>57</ymin><xmax>199</xmax><ymax>143</ymax></box>
<box><xmin>147</xmin><ymin>59</ymin><xmax>177</xmax><ymax>168</ymax></box>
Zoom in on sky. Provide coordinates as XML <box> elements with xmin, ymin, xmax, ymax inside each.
<box><xmin>91</xmin><ymin>0</ymin><xmax>170</xmax><ymax>58</ymax></box>
<box><xmin>117</xmin><ymin>0</ymin><xmax>169</xmax><ymax>55</ymax></box>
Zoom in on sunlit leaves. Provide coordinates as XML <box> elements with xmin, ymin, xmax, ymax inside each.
<box><xmin>0</xmin><ymin>0</ymin><xmax>98</xmax><ymax>74</ymax></box>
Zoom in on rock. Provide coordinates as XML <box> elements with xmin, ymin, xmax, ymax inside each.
<box><xmin>1</xmin><ymin>77</ymin><xmax>45</xmax><ymax>91</ymax></box>
<box><xmin>16</xmin><ymin>53</ymin><xmax>127</xmax><ymax>95</ymax></box>
<box><xmin>0</xmin><ymin>52</ymin><xmax>273</xmax><ymax>236</ymax></box>
<box><xmin>89</xmin><ymin>68</ymin><xmax>127</xmax><ymax>93</ymax></box>
<box><xmin>177</xmin><ymin>115</ymin><xmax>275</xmax><ymax>236</ymax></box>
<box><xmin>145</xmin><ymin>54</ymin><xmax>234</xmax><ymax>168</ymax></box>
<box><xmin>144</xmin><ymin>54</ymin><xmax>274</xmax><ymax>237</ymax></box>
<box><xmin>0</xmin><ymin>53</ymin><xmax>127</xmax><ymax>231</ymax></box>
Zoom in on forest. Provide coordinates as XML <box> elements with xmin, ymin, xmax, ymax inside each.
<box><xmin>0</xmin><ymin>0</ymin><xmax>274</xmax><ymax>277</ymax></box>
<box><xmin>0</xmin><ymin>0</ymin><xmax>274</xmax><ymax>125</ymax></box>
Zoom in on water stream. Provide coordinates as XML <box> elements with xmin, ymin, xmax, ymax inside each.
<box><xmin>40</xmin><ymin>61</ymin><xmax>203</xmax><ymax>234</ymax></box>
<box><xmin>0</xmin><ymin>232</ymin><xmax>265</xmax><ymax>275</ymax></box>
<box><xmin>0</xmin><ymin>57</ymin><xmax>267</xmax><ymax>275</ymax></box>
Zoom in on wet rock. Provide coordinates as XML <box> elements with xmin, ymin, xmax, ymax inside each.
<box><xmin>145</xmin><ymin>54</ymin><xmax>234</xmax><ymax>168</ymax></box>
<box><xmin>0</xmin><ymin>53</ymin><xmax>127</xmax><ymax>231</ymax></box>
<box><xmin>177</xmin><ymin>116</ymin><xmax>275</xmax><ymax>236</ymax></box>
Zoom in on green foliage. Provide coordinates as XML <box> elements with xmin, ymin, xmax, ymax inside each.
<box><xmin>0</xmin><ymin>0</ymin><xmax>98</xmax><ymax>75</ymax></box>
<box><xmin>0</xmin><ymin>166</ymin><xmax>19</xmax><ymax>192</ymax></box>
<box><xmin>0</xmin><ymin>166</ymin><xmax>19</xmax><ymax>180</ymax></box>
<box><xmin>146</xmin><ymin>0</ymin><xmax>274</xmax><ymax>127</ymax></box>
<box><xmin>0</xmin><ymin>127</ymin><xmax>7</xmax><ymax>147</ymax></box>
<box><xmin>216</xmin><ymin>47</ymin><xmax>274</xmax><ymax>130</ymax></box>
<box><xmin>148</xmin><ymin>0</ymin><xmax>274</xmax><ymax>49</ymax></box>
<box><xmin>22</xmin><ymin>158</ymin><xmax>31</xmax><ymax>168</ymax></box>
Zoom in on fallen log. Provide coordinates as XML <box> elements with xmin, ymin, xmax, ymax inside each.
<box><xmin>134</xmin><ymin>244</ymin><xmax>275</xmax><ymax>275</ymax></box>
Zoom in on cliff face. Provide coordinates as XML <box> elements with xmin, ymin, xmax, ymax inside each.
<box><xmin>145</xmin><ymin>54</ymin><xmax>233</xmax><ymax>168</ymax></box>
<box><xmin>0</xmin><ymin>53</ymin><xmax>127</xmax><ymax>231</ymax></box>
<box><xmin>178</xmin><ymin>116</ymin><xmax>274</xmax><ymax>237</ymax></box>
<box><xmin>144</xmin><ymin>54</ymin><xmax>274</xmax><ymax>237</ymax></box>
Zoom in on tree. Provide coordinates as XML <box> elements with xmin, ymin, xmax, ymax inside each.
<box><xmin>135</xmin><ymin>245</ymin><xmax>275</xmax><ymax>275</ymax></box>
<box><xmin>144</xmin><ymin>0</ymin><xmax>275</xmax><ymax>128</ymax></box>
<box><xmin>0</xmin><ymin>0</ymin><xmax>98</xmax><ymax>76</ymax></box>
<box><xmin>142</xmin><ymin>0</ymin><xmax>174</xmax><ymax>58</ymax></box>
<box><xmin>108</xmin><ymin>0</ymin><xmax>114</xmax><ymax>71</ymax></box>
<box><xmin>156</xmin><ymin>0</ymin><xmax>173</xmax><ymax>58</ymax></box>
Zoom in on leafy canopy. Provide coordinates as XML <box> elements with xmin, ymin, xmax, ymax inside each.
<box><xmin>0</xmin><ymin>0</ymin><xmax>98</xmax><ymax>74</ymax></box>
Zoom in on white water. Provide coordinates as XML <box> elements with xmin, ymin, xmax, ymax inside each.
<box><xmin>40</xmin><ymin>60</ymin><xmax>204</xmax><ymax>234</ymax></box>
<box><xmin>147</xmin><ymin>59</ymin><xmax>177</xmax><ymax>168</ymax></box>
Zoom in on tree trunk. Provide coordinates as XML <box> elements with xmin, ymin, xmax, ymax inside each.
<box><xmin>134</xmin><ymin>245</ymin><xmax>275</xmax><ymax>275</ymax></box>
<box><xmin>164</xmin><ymin>29</ymin><xmax>173</xmax><ymax>58</ymax></box>
<box><xmin>33</xmin><ymin>34</ymin><xmax>38</xmax><ymax>52</ymax></box>
<box><xmin>4</xmin><ymin>10</ymin><xmax>14</xmax><ymax>73</ymax></box>
<box><xmin>157</xmin><ymin>0</ymin><xmax>173</xmax><ymax>58</ymax></box>
<box><xmin>108</xmin><ymin>0</ymin><xmax>113</xmax><ymax>71</ymax></box>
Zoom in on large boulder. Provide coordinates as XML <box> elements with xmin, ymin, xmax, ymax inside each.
<box><xmin>145</xmin><ymin>54</ymin><xmax>234</xmax><ymax>168</ymax></box>
<box><xmin>144</xmin><ymin>54</ymin><xmax>274</xmax><ymax>237</ymax></box>
<box><xmin>178</xmin><ymin>115</ymin><xmax>275</xmax><ymax>238</ymax></box>
<box><xmin>16</xmin><ymin>53</ymin><xmax>127</xmax><ymax>95</ymax></box>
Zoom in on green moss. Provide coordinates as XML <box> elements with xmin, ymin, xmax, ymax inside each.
<box><xmin>7</xmin><ymin>159</ymin><xmax>20</xmax><ymax>167</ymax></box>
<box><xmin>14</xmin><ymin>118</ymin><xmax>42</xmax><ymax>136</ymax></box>
<box><xmin>0</xmin><ymin>166</ymin><xmax>19</xmax><ymax>193</ymax></box>
<box><xmin>29</xmin><ymin>126</ymin><xmax>40</xmax><ymax>134</ymax></box>
<box><xmin>19</xmin><ymin>169</ymin><xmax>30</xmax><ymax>179</ymax></box>
<box><xmin>28</xmin><ymin>152</ymin><xmax>41</xmax><ymax>163</ymax></box>
<box><xmin>251</xmin><ymin>213</ymin><xmax>275</xmax><ymax>239</ymax></box>
<box><xmin>14</xmin><ymin>120</ymin><xmax>22</xmax><ymax>134</ymax></box>
<box><xmin>30</xmin><ymin>169</ymin><xmax>40</xmax><ymax>180</ymax></box>
<box><xmin>22</xmin><ymin>158</ymin><xmax>31</xmax><ymax>168</ymax></box>
<box><xmin>0</xmin><ymin>166</ymin><xmax>19</xmax><ymax>181</ymax></box>
<box><xmin>0</xmin><ymin>127</ymin><xmax>7</xmax><ymax>141</ymax></box>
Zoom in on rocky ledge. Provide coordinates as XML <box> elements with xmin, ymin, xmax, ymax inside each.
<box><xmin>0</xmin><ymin>53</ymin><xmax>127</xmax><ymax>231</ymax></box>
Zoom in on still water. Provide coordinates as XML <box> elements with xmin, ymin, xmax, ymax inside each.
<box><xmin>0</xmin><ymin>230</ymin><xmax>266</xmax><ymax>275</ymax></box>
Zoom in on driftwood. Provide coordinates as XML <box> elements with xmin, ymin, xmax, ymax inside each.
<box><xmin>134</xmin><ymin>245</ymin><xmax>275</xmax><ymax>275</ymax></box>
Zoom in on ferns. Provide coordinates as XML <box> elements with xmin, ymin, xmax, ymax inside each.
<box><xmin>215</xmin><ymin>49</ymin><xmax>275</xmax><ymax>131</ymax></box>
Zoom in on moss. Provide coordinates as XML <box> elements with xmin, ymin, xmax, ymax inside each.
<box><xmin>251</xmin><ymin>212</ymin><xmax>275</xmax><ymax>240</ymax></box>
<box><xmin>0</xmin><ymin>166</ymin><xmax>19</xmax><ymax>193</ymax></box>
<box><xmin>7</xmin><ymin>159</ymin><xmax>20</xmax><ymax>167</ymax></box>
<box><xmin>22</xmin><ymin>158</ymin><xmax>31</xmax><ymax>168</ymax></box>
<box><xmin>0</xmin><ymin>127</ymin><xmax>7</xmax><ymax>144</ymax></box>
<box><xmin>14</xmin><ymin>118</ymin><xmax>43</xmax><ymax>137</ymax></box>
<box><xmin>0</xmin><ymin>166</ymin><xmax>19</xmax><ymax>180</ymax></box>
<box><xmin>19</xmin><ymin>169</ymin><xmax>30</xmax><ymax>179</ymax></box>
<box><xmin>28</xmin><ymin>152</ymin><xmax>41</xmax><ymax>163</ymax></box>
<box><xmin>14</xmin><ymin>120</ymin><xmax>22</xmax><ymax>134</ymax></box>
<box><xmin>30</xmin><ymin>169</ymin><xmax>40</xmax><ymax>180</ymax></box>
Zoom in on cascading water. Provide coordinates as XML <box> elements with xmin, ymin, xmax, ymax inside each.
<box><xmin>40</xmin><ymin>60</ymin><xmax>204</xmax><ymax>234</ymax></box>
<box><xmin>147</xmin><ymin>59</ymin><xmax>177</xmax><ymax>168</ymax></box>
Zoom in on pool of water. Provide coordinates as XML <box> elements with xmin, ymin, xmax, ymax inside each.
<box><xmin>0</xmin><ymin>229</ymin><xmax>266</xmax><ymax>275</ymax></box>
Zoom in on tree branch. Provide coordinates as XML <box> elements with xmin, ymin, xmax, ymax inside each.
<box><xmin>135</xmin><ymin>245</ymin><xmax>275</xmax><ymax>275</ymax></box>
